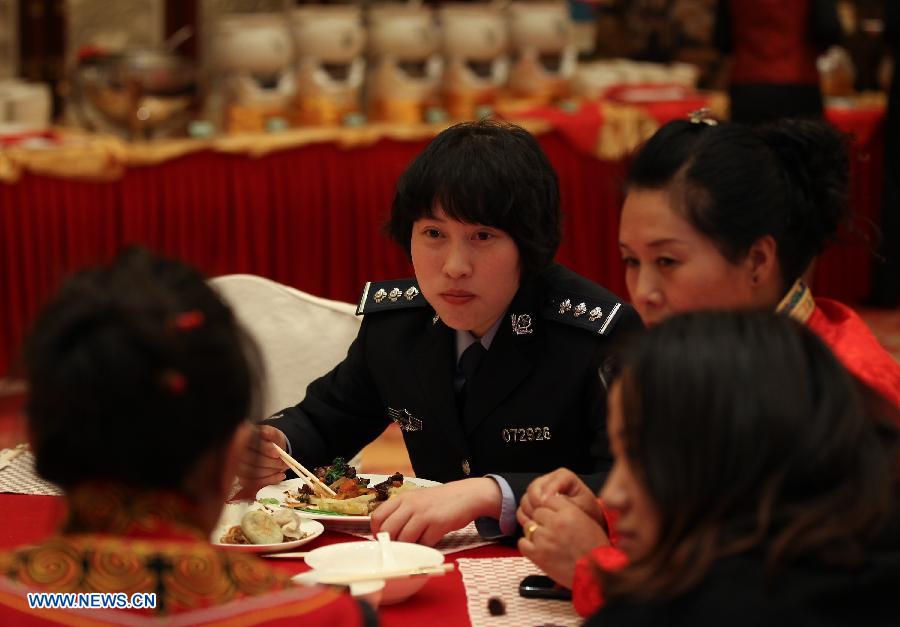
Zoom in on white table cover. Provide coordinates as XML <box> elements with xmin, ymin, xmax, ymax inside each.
<box><xmin>459</xmin><ymin>556</ymin><xmax>581</xmax><ymax>627</ymax></box>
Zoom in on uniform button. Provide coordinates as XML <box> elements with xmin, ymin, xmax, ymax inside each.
<box><xmin>461</xmin><ymin>459</ymin><xmax>471</xmax><ymax>476</ymax></box>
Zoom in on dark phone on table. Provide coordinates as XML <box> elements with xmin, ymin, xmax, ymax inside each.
<box><xmin>518</xmin><ymin>575</ymin><xmax>573</xmax><ymax>601</ymax></box>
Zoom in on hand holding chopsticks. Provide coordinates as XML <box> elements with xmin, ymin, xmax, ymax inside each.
<box><xmin>271</xmin><ymin>443</ymin><xmax>337</xmax><ymax>497</ymax></box>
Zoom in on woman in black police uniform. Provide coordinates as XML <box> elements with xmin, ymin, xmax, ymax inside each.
<box><xmin>238</xmin><ymin>120</ymin><xmax>641</xmax><ymax>545</ymax></box>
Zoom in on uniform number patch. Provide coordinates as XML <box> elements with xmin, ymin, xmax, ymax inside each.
<box><xmin>502</xmin><ymin>427</ymin><xmax>551</xmax><ymax>443</ymax></box>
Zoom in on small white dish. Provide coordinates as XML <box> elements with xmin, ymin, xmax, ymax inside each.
<box><xmin>302</xmin><ymin>540</ymin><xmax>445</xmax><ymax>604</ymax></box>
<box><xmin>211</xmin><ymin>502</ymin><xmax>324</xmax><ymax>553</ymax></box>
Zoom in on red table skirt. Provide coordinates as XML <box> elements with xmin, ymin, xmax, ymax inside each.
<box><xmin>0</xmin><ymin>110</ymin><xmax>885</xmax><ymax>376</ymax></box>
<box><xmin>0</xmin><ymin>494</ymin><xmax>516</xmax><ymax>627</ymax></box>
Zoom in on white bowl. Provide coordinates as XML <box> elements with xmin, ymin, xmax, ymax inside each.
<box><xmin>292</xmin><ymin>573</ymin><xmax>385</xmax><ymax>608</ymax></box>
<box><xmin>348</xmin><ymin>580</ymin><xmax>385</xmax><ymax>608</ymax></box>
<box><xmin>303</xmin><ymin>540</ymin><xmax>444</xmax><ymax>604</ymax></box>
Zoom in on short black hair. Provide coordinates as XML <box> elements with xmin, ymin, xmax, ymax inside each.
<box><xmin>23</xmin><ymin>248</ymin><xmax>262</xmax><ymax>490</ymax></box>
<box><xmin>606</xmin><ymin>311</ymin><xmax>898</xmax><ymax>600</ymax></box>
<box><xmin>627</xmin><ymin>118</ymin><xmax>850</xmax><ymax>289</ymax></box>
<box><xmin>387</xmin><ymin>119</ymin><xmax>561</xmax><ymax>276</ymax></box>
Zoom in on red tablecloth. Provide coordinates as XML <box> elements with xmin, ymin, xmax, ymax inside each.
<box><xmin>0</xmin><ymin>494</ymin><xmax>517</xmax><ymax>627</ymax></box>
<box><xmin>0</xmin><ymin>106</ymin><xmax>885</xmax><ymax>376</ymax></box>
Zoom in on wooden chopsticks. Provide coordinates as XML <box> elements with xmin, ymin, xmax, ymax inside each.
<box><xmin>304</xmin><ymin>563</ymin><xmax>455</xmax><ymax>585</ymax></box>
<box><xmin>271</xmin><ymin>443</ymin><xmax>337</xmax><ymax>497</ymax></box>
<box><xmin>262</xmin><ymin>551</ymin><xmax>309</xmax><ymax>559</ymax></box>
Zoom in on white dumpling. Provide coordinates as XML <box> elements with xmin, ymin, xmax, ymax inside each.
<box><xmin>241</xmin><ymin>510</ymin><xmax>283</xmax><ymax>544</ymax></box>
<box><xmin>280</xmin><ymin>518</ymin><xmax>303</xmax><ymax>539</ymax></box>
<box><xmin>275</xmin><ymin>509</ymin><xmax>303</xmax><ymax>539</ymax></box>
<box><xmin>273</xmin><ymin>508</ymin><xmax>299</xmax><ymax>526</ymax></box>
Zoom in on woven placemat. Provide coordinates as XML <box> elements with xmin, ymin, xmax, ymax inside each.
<box><xmin>329</xmin><ymin>520</ymin><xmax>497</xmax><ymax>555</ymax></box>
<box><xmin>458</xmin><ymin>556</ymin><xmax>580</xmax><ymax>627</ymax></box>
<box><xmin>0</xmin><ymin>447</ymin><xmax>63</xmax><ymax>496</ymax></box>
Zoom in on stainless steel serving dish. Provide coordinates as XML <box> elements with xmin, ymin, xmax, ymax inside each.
<box><xmin>72</xmin><ymin>47</ymin><xmax>197</xmax><ymax>139</ymax></box>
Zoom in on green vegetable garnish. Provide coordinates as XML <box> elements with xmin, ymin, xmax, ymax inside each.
<box><xmin>323</xmin><ymin>457</ymin><xmax>349</xmax><ymax>485</ymax></box>
<box><xmin>257</xmin><ymin>498</ymin><xmax>280</xmax><ymax>506</ymax></box>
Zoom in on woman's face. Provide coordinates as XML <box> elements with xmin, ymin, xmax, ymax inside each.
<box><xmin>619</xmin><ymin>189</ymin><xmax>758</xmax><ymax>326</ymax></box>
<box><xmin>600</xmin><ymin>381</ymin><xmax>660</xmax><ymax>561</ymax></box>
<box><xmin>411</xmin><ymin>206</ymin><xmax>521</xmax><ymax>338</ymax></box>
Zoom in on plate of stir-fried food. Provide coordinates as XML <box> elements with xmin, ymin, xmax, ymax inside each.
<box><xmin>255</xmin><ymin>457</ymin><xmax>441</xmax><ymax>522</ymax></box>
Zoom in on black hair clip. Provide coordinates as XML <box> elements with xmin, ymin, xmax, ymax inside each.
<box><xmin>688</xmin><ymin>108</ymin><xmax>718</xmax><ymax>126</ymax></box>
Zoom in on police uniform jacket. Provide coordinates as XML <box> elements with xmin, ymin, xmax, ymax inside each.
<box><xmin>267</xmin><ymin>264</ymin><xmax>642</xmax><ymax>499</ymax></box>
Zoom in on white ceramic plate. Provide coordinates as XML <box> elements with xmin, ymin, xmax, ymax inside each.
<box><xmin>256</xmin><ymin>474</ymin><xmax>442</xmax><ymax>523</ymax></box>
<box><xmin>211</xmin><ymin>502</ymin><xmax>325</xmax><ymax>553</ymax></box>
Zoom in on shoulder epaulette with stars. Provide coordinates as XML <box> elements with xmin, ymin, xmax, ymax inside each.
<box><xmin>356</xmin><ymin>279</ymin><xmax>428</xmax><ymax>315</ymax></box>
<box><xmin>541</xmin><ymin>290</ymin><xmax>624</xmax><ymax>336</ymax></box>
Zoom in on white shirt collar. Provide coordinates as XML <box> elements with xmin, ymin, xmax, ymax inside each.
<box><xmin>455</xmin><ymin>317</ymin><xmax>503</xmax><ymax>363</ymax></box>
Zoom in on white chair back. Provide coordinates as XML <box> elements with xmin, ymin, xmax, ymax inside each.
<box><xmin>210</xmin><ymin>274</ymin><xmax>361</xmax><ymax>418</ymax></box>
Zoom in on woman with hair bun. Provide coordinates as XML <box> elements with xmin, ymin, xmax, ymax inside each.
<box><xmin>517</xmin><ymin>115</ymin><xmax>900</xmax><ymax>617</ymax></box>
<box><xmin>618</xmin><ymin>116</ymin><xmax>900</xmax><ymax>407</ymax></box>
<box><xmin>0</xmin><ymin>249</ymin><xmax>370</xmax><ymax>625</ymax></box>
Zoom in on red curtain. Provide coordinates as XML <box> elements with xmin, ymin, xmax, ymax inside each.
<box><xmin>0</xmin><ymin>122</ymin><xmax>883</xmax><ymax>376</ymax></box>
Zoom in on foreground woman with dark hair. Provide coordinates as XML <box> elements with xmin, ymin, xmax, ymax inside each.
<box><xmin>0</xmin><ymin>249</ymin><xmax>368</xmax><ymax>625</ymax></box>
<box><xmin>587</xmin><ymin>312</ymin><xmax>899</xmax><ymax>625</ymax></box>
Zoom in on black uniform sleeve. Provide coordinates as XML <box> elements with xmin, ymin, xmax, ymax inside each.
<box><xmin>498</xmin><ymin>303</ymin><xmax>644</xmax><ymax>527</ymax></box>
<box><xmin>265</xmin><ymin>317</ymin><xmax>390</xmax><ymax>469</ymax></box>
<box><xmin>500</xmin><ymin>472</ymin><xmax>608</xmax><ymax>508</ymax></box>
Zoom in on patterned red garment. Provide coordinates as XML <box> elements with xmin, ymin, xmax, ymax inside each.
<box><xmin>0</xmin><ymin>484</ymin><xmax>364</xmax><ymax>625</ymax></box>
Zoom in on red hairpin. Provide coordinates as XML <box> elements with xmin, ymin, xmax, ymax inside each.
<box><xmin>162</xmin><ymin>370</ymin><xmax>187</xmax><ymax>395</ymax></box>
<box><xmin>172</xmin><ymin>310</ymin><xmax>205</xmax><ymax>332</ymax></box>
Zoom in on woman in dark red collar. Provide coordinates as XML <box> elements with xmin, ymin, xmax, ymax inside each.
<box><xmin>616</xmin><ymin>115</ymin><xmax>900</xmax><ymax>408</ymax></box>
<box><xmin>0</xmin><ymin>249</ymin><xmax>370</xmax><ymax>625</ymax></box>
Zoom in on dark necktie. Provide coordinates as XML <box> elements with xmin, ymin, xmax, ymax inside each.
<box><xmin>457</xmin><ymin>341</ymin><xmax>487</xmax><ymax>417</ymax></box>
